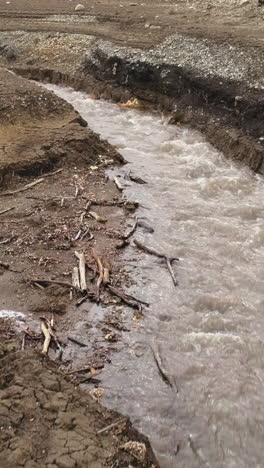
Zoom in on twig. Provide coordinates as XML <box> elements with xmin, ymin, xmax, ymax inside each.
<box><xmin>134</xmin><ymin>239</ymin><xmax>179</xmax><ymax>287</ymax></box>
<box><xmin>68</xmin><ymin>336</ymin><xmax>88</xmax><ymax>347</ymax></box>
<box><xmin>92</xmin><ymin>249</ymin><xmax>104</xmax><ymax>302</ymax></box>
<box><xmin>41</xmin><ymin>320</ymin><xmax>51</xmax><ymax>354</ymax></box>
<box><xmin>80</xmin><ymin>228</ymin><xmax>94</xmax><ymax>241</ymax></box>
<box><xmin>74</xmin><ymin>251</ymin><xmax>87</xmax><ymax>291</ymax></box>
<box><xmin>0</xmin><ymin>207</ymin><xmax>15</xmax><ymax>215</ymax></box>
<box><xmin>21</xmin><ymin>332</ymin><xmax>26</xmax><ymax>351</ymax></box>
<box><xmin>0</xmin><ymin>178</ymin><xmax>44</xmax><ymax>197</ymax></box>
<box><xmin>0</xmin><ymin>236</ymin><xmax>14</xmax><ymax>245</ymax></box>
<box><xmin>166</xmin><ymin>257</ymin><xmax>178</xmax><ymax>287</ymax></box>
<box><xmin>151</xmin><ymin>344</ymin><xmax>177</xmax><ymax>391</ymax></box>
<box><xmin>97</xmin><ymin>418</ymin><xmax>127</xmax><ymax>435</ymax></box>
<box><xmin>42</xmin><ymin>168</ymin><xmax>63</xmax><ymax>178</ymax></box>
<box><xmin>107</xmin><ymin>284</ymin><xmax>149</xmax><ymax>310</ymax></box>
<box><xmin>31</xmin><ymin>279</ymin><xmax>80</xmax><ymax>291</ymax></box>
<box><xmin>123</xmin><ymin>217</ymin><xmax>138</xmax><ymax>240</ymax></box>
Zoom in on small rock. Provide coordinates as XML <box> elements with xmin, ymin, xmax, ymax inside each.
<box><xmin>75</xmin><ymin>3</ymin><xmax>85</xmax><ymax>11</ymax></box>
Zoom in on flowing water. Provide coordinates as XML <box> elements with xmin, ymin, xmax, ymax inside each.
<box><xmin>46</xmin><ymin>84</ymin><xmax>264</xmax><ymax>468</ymax></box>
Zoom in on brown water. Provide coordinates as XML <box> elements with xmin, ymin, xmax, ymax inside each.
<box><xmin>46</xmin><ymin>84</ymin><xmax>264</xmax><ymax>468</ymax></box>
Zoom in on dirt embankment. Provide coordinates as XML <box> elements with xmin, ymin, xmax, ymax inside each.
<box><xmin>0</xmin><ymin>68</ymin><xmax>157</xmax><ymax>467</ymax></box>
<box><xmin>0</xmin><ymin>0</ymin><xmax>264</xmax><ymax>172</ymax></box>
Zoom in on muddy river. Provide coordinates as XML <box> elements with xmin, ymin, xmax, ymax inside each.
<box><xmin>45</xmin><ymin>84</ymin><xmax>264</xmax><ymax>468</ymax></box>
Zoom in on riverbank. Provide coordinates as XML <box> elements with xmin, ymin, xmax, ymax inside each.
<box><xmin>0</xmin><ymin>1</ymin><xmax>264</xmax><ymax>171</ymax></box>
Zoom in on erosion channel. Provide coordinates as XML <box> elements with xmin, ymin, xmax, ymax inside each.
<box><xmin>44</xmin><ymin>84</ymin><xmax>264</xmax><ymax>468</ymax></box>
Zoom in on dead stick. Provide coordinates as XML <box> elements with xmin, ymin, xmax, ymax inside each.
<box><xmin>97</xmin><ymin>418</ymin><xmax>127</xmax><ymax>435</ymax></box>
<box><xmin>41</xmin><ymin>321</ymin><xmax>51</xmax><ymax>354</ymax></box>
<box><xmin>31</xmin><ymin>279</ymin><xmax>80</xmax><ymax>291</ymax></box>
<box><xmin>41</xmin><ymin>168</ymin><xmax>63</xmax><ymax>178</ymax></box>
<box><xmin>0</xmin><ymin>207</ymin><xmax>15</xmax><ymax>215</ymax></box>
<box><xmin>75</xmin><ymin>251</ymin><xmax>87</xmax><ymax>291</ymax></box>
<box><xmin>166</xmin><ymin>257</ymin><xmax>178</xmax><ymax>287</ymax></box>
<box><xmin>72</xmin><ymin>267</ymin><xmax>80</xmax><ymax>290</ymax></box>
<box><xmin>92</xmin><ymin>249</ymin><xmax>104</xmax><ymax>301</ymax></box>
<box><xmin>68</xmin><ymin>337</ymin><xmax>88</xmax><ymax>347</ymax></box>
<box><xmin>150</xmin><ymin>344</ymin><xmax>177</xmax><ymax>391</ymax></box>
<box><xmin>0</xmin><ymin>178</ymin><xmax>44</xmax><ymax>197</ymax></box>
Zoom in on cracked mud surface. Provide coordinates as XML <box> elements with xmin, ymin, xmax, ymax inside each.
<box><xmin>0</xmin><ymin>339</ymin><xmax>158</xmax><ymax>468</ymax></box>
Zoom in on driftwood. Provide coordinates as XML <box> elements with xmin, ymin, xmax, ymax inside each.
<box><xmin>40</xmin><ymin>317</ymin><xmax>62</xmax><ymax>359</ymax></box>
<box><xmin>92</xmin><ymin>249</ymin><xmax>104</xmax><ymax>301</ymax></box>
<box><xmin>32</xmin><ymin>279</ymin><xmax>79</xmax><ymax>290</ymax></box>
<box><xmin>0</xmin><ymin>207</ymin><xmax>15</xmax><ymax>215</ymax></box>
<box><xmin>72</xmin><ymin>267</ymin><xmax>80</xmax><ymax>290</ymax></box>
<box><xmin>133</xmin><ymin>239</ymin><xmax>179</xmax><ymax>287</ymax></box>
<box><xmin>75</xmin><ymin>251</ymin><xmax>87</xmax><ymax>291</ymax></box>
<box><xmin>107</xmin><ymin>284</ymin><xmax>149</xmax><ymax>310</ymax></box>
<box><xmin>123</xmin><ymin>217</ymin><xmax>138</xmax><ymax>240</ymax></box>
<box><xmin>151</xmin><ymin>344</ymin><xmax>178</xmax><ymax>391</ymax></box>
<box><xmin>0</xmin><ymin>178</ymin><xmax>44</xmax><ymax>197</ymax></box>
<box><xmin>41</xmin><ymin>319</ymin><xmax>52</xmax><ymax>354</ymax></box>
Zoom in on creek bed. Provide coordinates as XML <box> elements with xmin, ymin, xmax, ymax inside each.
<box><xmin>45</xmin><ymin>84</ymin><xmax>264</xmax><ymax>468</ymax></box>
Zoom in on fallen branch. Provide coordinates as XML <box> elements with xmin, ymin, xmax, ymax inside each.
<box><xmin>0</xmin><ymin>178</ymin><xmax>44</xmax><ymax>197</ymax></box>
<box><xmin>133</xmin><ymin>239</ymin><xmax>179</xmax><ymax>287</ymax></box>
<box><xmin>0</xmin><ymin>207</ymin><xmax>15</xmax><ymax>215</ymax></box>
<box><xmin>107</xmin><ymin>284</ymin><xmax>149</xmax><ymax>310</ymax></box>
<box><xmin>74</xmin><ymin>251</ymin><xmax>87</xmax><ymax>291</ymax></box>
<box><xmin>31</xmin><ymin>279</ymin><xmax>78</xmax><ymax>290</ymax></box>
<box><xmin>151</xmin><ymin>344</ymin><xmax>177</xmax><ymax>391</ymax></box>
<box><xmin>92</xmin><ymin>249</ymin><xmax>104</xmax><ymax>301</ymax></box>
<box><xmin>40</xmin><ymin>317</ymin><xmax>62</xmax><ymax>359</ymax></box>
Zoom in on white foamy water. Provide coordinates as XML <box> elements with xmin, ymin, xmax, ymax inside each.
<box><xmin>45</xmin><ymin>84</ymin><xmax>264</xmax><ymax>468</ymax></box>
